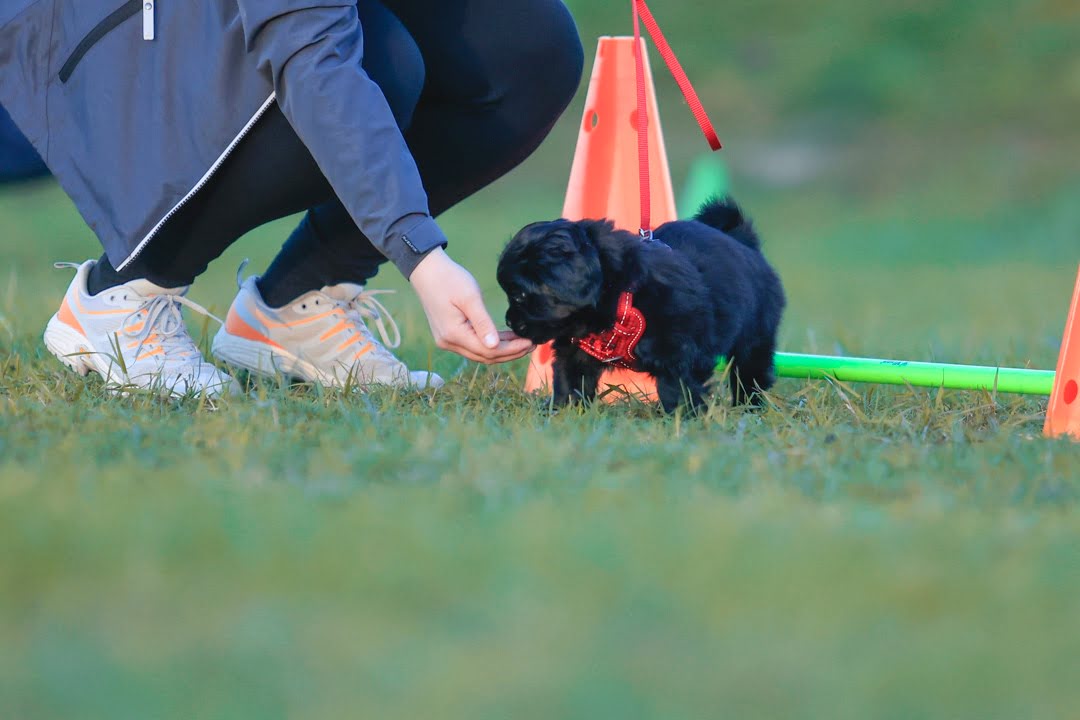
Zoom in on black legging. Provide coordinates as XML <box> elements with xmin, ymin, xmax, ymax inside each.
<box><xmin>90</xmin><ymin>0</ymin><xmax>584</xmax><ymax>304</ymax></box>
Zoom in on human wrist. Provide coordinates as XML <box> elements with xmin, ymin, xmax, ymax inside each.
<box><xmin>409</xmin><ymin>247</ymin><xmax>451</xmax><ymax>289</ymax></box>
<box><xmin>388</xmin><ymin>215</ymin><xmax>448</xmax><ymax>279</ymax></box>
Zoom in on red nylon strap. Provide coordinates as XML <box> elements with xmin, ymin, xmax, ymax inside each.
<box><xmin>636</xmin><ymin>0</ymin><xmax>722</xmax><ymax>152</ymax></box>
<box><xmin>632</xmin><ymin>0</ymin><xmax>722</xmax><ymax>234</ymax></box>
<box><xmin>632</xmin><ymin>2</ymin><xmax>651</xmax><ymax>233</ymax></box>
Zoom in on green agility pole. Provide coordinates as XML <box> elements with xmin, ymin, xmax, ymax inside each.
<box><xmin>719</xmin><ymin>352</ymin><xmax>1055</xmax><ymax>395</ymax></box>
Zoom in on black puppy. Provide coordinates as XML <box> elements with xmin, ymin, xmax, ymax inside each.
<box><xmin>497</xmin><ymin>197</ymin><xmax>785</xmax><ymax>412</ymax></box>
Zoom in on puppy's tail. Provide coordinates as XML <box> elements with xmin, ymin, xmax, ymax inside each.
<box><xmin>694</xmin><ymin>195</ymin><xmax>760</xmax><ymax>250</ymax></box>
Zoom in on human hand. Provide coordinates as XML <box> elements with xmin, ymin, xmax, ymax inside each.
<box><xmin>410</xmin><ymin>248</ymin><xmax>534</xmax><ymax>364</ymax></box>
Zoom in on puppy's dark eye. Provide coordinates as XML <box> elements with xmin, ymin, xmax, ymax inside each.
<box><xmin>513</xmin><ymin>292</ymin><xmax>527</xmax><ymax>303</ymax></box>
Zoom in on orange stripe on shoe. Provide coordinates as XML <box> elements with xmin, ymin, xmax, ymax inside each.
<box><xmin>353</xmin><ymin>344</ymin><xmax>373</xmax><ymax>360</ymax></box>
<box><xmin>319</xmin><ymin>320</ymin><xmax>350</xmax><ymax>342</ymax></box>
<box><xmin>252</xmin><ymin>306</ymin><xmax>339</xmax><ymax>329</ymax></box>
<box><xmin>136</xmin><ymin>347</ymin><xmax>164</xmax><ymax>361</ymax></box>
<box><xmin>57</xmin><ymin>297</ymin><xmax>87</xmax><ymax>336</ymax></box>
<box><xmin>125</xmin><ymin>321</ymin><xmax>145</xmax><ymax>335</ymax></box>
<box><xmin>225</xmin><ymin>307</ymin><xmax>284</xmax><ymax>350</ymax></box>
<box><xmin>127</xmin><ymin>337</ymin><xmax>157</xmax><ymax>350</ymax></box>
<box><xmin>71</xmin><ymin>291</ymin><xmax>133</xmax><ymax>316</ymax></box>
<box><xmin>337</xmin><ymin>334</ymin><xmax>364</xmax><ymax>351</ymax></box>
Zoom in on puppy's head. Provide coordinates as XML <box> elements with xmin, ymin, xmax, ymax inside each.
<box><xmin>497</xmin><ymin>219</ymin><xmax>613</xmax><ymax>342</ymax></box>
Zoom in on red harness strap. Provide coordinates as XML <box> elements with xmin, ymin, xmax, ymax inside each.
<box><xmin>572</xmin><ymin>291</ymin><xmax>647</xmax><ymax>370</ymax></box>
<box><xmin>632</xmin><ymin>4</ymin><xmax>651</xmax><ymax>235</ymax></box>
<box><xmin>632</xmin><ymin>0</ymin><xmax>722</xmax><ymax>235</ymax></box>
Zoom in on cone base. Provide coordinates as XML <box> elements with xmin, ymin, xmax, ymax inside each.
<box><xmin>524</xmin><ymin>341</ymin><xmax>658</xmax><ymax>403</ymax></box>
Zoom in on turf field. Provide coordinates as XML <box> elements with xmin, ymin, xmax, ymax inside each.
<box><xmin>2</xmin><ymin>1</ymin><xmax>1079</xmax><ymax>717</ymax></box>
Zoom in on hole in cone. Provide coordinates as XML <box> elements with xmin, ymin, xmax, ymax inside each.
<box><xmin>1065</xmin><ymin>379</ymin><xmax>1078</xmax><ymax>405</ymax></box>
<box><xmin>584</xmin><ymin>111</ymin><xmax>599</xmax><ymax>132</ymax></box>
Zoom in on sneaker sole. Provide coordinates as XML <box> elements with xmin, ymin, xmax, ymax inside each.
<box><xmin>212</xmin><ymin>328</ymin><xmax>443</xmax><ymax>390</ymax></box>
<box><xmin>212</xmin><ymin>328</ymin><xmax>339</xmax><ymax>386</ymax></box>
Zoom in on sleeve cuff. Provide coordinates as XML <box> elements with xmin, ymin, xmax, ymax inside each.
<box><xmin>384</xmin><ymin>214</ymin><xmax>448</xmax><ymax>278</ymax></box>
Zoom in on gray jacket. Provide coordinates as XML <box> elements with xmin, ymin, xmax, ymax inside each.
<box><xmin>0</xmin><ymin>0</ymin><xmax>446</xmax><ymax>276</ymax></box>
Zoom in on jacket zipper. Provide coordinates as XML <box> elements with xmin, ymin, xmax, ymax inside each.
<box><xmin>143</xmin><ymin>0</ymin><xmax>154</xmax><ymax>40</ymax></box>
<box><xmin>117</xmin><ymin>93</ymin><xmax>278</xmax><ymax>272</ymax></box>
<box><xmin>59</xmin><ymin>0</ymin><xmax>142</xmax><ymax>83</ymax></box>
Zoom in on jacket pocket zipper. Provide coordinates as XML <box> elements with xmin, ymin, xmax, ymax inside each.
<box><xmin>143</xmin><ymin>1</ymin><xmax>154</xmax><ymax>40</ymax></box>
<box><xmin>59</xmin><ymin>0</ymin><xmax>142</xmax><ymax>83</ymax></box>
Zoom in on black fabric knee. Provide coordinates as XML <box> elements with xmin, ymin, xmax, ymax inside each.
<box><xmin>389</xmin><ymin>0</ymin><xmax>585</xmax><ymax>215</ymax></box>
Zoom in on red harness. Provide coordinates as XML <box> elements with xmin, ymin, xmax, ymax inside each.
<box><xmin>572</xmin><ymin>292</ymin><xmax>646</xmax><ymax>370</ymax></box>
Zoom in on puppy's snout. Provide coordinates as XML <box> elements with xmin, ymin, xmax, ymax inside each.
<box><xmin>506</xmin><ymin>309</ymin><xmax>524</xmax><ymax>335</ymax></box>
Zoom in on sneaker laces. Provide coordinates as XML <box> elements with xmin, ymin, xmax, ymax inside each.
<box><xmin>290</xmin><ymin>286</ymin><xmax>410</xmax><ymax>383</ymax></box>
<box><xmin>121</xmin><ymin>293</ymin><xmax>223</xmax><ymax>364</ymax></box>
<box><xmin>345</xmin><ymin>289</ymin><xmax>401</xmax><ymax>349</ymax></box>
<box><xmin>323</xmin><ymin>290</ymin><xmax>403</xmax><ymax>371</ymax></box>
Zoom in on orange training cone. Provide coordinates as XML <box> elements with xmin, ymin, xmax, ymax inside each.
<box><xmin>523</xmin><ymin>36</ymin><xmax>676</xmax><ymax>402</ymax></box>
<box><xmin>1044</xmin><ymin>265</ymin><xmax>1080</xmax><ymax>440</ymax></box>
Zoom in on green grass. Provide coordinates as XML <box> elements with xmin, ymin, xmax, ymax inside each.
<box><xmin>3</xmin><ymin>1</ymin><xmax>1080</xmax><ymax>717</ymax></box>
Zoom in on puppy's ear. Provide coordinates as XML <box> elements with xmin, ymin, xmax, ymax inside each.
<box><xmin>545</xmin><ymin>221</ymin><xmax>605</xmax><ymax>308</ymax></box>
<box><xmin>576</xmin><ymin>218</ymin><xmax>632</xmax><ymax>279</ymax></box>
<box><xmin>575</xmin><ymin>219</ymin><xmax>617</xmax><ymax>246</ymax></box>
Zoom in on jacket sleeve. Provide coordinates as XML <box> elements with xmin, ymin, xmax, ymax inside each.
<box><xmin>235</xmin><ymin>0</ymin><xmax>446</xmax><ymax>277</ymax></box>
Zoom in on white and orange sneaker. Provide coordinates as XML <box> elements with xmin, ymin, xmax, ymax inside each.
<box><xmin>43</xmin><ymin>261</ymin><xmax>238</xmax><ymax>397</ymax></box>
<box><xmin>211</xmin><ymin>268</ymin><xmax>443</xmax><ymax>390</ymax></box>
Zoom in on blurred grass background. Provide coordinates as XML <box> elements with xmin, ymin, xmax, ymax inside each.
<box><xmin>2</xmin><ymin>0</ymin><xmax>1080</xmax><ymax>717</ymax></box>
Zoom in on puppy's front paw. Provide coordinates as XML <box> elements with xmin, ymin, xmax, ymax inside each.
<box><xmin>655</xmin><ymin>374</ymin><xmax>707</xmax><ymax>415</ymax></box>
<box><xmin>548</xmin><ymin>390</ymin><xmax>573</xmax><ymax>408</ymax></box>
<box><xmin>552</xmin><ymin>355</ymin><xmax>602</xmax><ymax>407</ymax></box>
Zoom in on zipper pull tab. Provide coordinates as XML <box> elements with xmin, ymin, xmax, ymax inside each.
<box><xmin>143</xmin><ymin>1</ymin><xmax>155</xmax><ymax>40</ymax></box>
